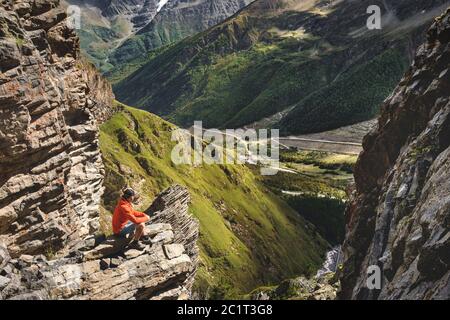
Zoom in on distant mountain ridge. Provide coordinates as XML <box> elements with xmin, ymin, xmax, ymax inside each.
<box><xmin>63</xmin><ymin>0</ymin><xmax>160</xmax><ymax>71</ymax></box>
<box><xmin>112</xmin><ymin>0</ymin><xmax>450</xmax><ymax>134</ymax></box>
<box><xmin>66</xmin><ymin>0</ymin><xmax>254</xmax><ymax>72</ymax></box>
<box><xmin>77</xmin><ymin>0</ymin><xmax>159</xmax><ymax>24</ymax></box>
<box><xmin>108</xmin><ymin>0</ymin><xmax>254</xmax><ymax>66</ymax></box>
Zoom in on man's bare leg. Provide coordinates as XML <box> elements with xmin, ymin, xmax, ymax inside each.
<box><xmin>133</xmin><ymin>223</ymin><xmax>145</xmax><ymax>241</ymax></box>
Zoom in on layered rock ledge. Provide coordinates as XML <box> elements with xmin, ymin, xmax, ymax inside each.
<box><xmin>0</xmin><ymin>185</ymin><xmax>199</xmax><ymax>300</ymax></box>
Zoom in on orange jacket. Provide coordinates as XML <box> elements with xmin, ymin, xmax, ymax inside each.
<box><xmin>112</xmin><ymin>198</ymin><xmax>148</xmax><ymax>235</ymax></box>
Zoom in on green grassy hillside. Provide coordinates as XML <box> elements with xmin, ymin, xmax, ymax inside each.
<box><xmin>112</xmin><ymin>0</ymin><xmax>445</xmax><ymax>134</ymax></box>
<box><xmin>99</xmin><ymin>103</ymin><xmax>328</xmax><ymax>298</ymax></box>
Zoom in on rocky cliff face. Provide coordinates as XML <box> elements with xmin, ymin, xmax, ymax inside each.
<box><xmin>0</xmin><ymin>0</ymin><xmax>113</xmax><ymax>257</ymax></box>
<box><xmin>0</xmin><ymin>0</ymin><xmax>198</xmax><ymax>300</ymax></box>
<box><xmin>340</xmin><ymin>8</ymin><xmax>450</xmax><ymax>300</ymax></box>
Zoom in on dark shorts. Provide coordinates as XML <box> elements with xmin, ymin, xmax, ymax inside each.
<box><xmin>118</xmin><ymin>222</ymin><xmax>136</xmax><ymax>238</ymax></box>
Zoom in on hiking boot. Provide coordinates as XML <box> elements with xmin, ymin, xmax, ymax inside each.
<box><xmin>141</xmin><ymin>235</ymin><xmax>153</xmax><ymax>245</ymax></box>
<box><xmin>128</xmin><ymin>240</ymin><xmax>146</xmax><ymax>251</ymax></box>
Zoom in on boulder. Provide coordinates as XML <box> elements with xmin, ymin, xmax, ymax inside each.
<box><xmin>0</xmin><ymin>39</ymin><xmax>20</xmax><ymax>72</ymax></box>
<box><xmin>99</xmin><ymin>259</ymin><xmax>109</xmax><ymax>271</ymax></box>
<box><xmin>146</xmin><ymin>223</ymin><xmax>172</xmax><ymax>237</ymax></box>
<box><xmin>0</xmin><ymin>276</ymin><xmax>10</xmax><ymax>290</ymax></box>
<box><xmin>163</xmin><ymin>244</ymin><xmax>185</xmax><ymax>260</ymax></box>
<box><xmin>124</xmin><ymin>249</ymin><xmax>143</xmax><ymax>259</ymax></box>
<box><xmin>82</xmin><ymin>236</ymin><xmax>130</xmax><ymax>260</ymax></box>
<box><xmin>0</xmin><ymin>244</ymin><xmax>10</xmax><ymax>269</ymax></box>
<box><xmin>109</xmin><ymin>258</ymin><xmax>122</xmax><ymax>268</ymax></box>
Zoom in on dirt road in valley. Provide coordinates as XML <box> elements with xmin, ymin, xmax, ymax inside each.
<box><xmin>191</xmin><ymin>119</ymin><xmax>376</xmax><ymax>156</ymax></box>
<box><xmin>273</xmin><ymin>120</ymin><xmax>376</xmax><ymax>155</ymax></box>
<box><xmin>277</xmin><ymin>137</ymin><xmax>363</xmax><ymax>155</ymax></box>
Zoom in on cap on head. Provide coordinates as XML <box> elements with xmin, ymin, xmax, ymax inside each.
<box><xmin>122</xmin><ymin>188</ymin><xmax>136</xmax><ymax>200</ymax></box>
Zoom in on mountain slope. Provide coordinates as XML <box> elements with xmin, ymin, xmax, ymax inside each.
<box><xmin>66</xmin><ymin>0</ymin><xmax>253</xmax><ymax>73</ymax></box>
<box><xmin>341</xmin><ymin>8</ymin><xmax>450</xmax><ymax>300</ymax></box>
<box><xmin>113</xmin><ymin>0</ymin><xmax>450</xmax><ymax>133</ymax></box>
<box><xmin>99</xmin><ymin>103</ymin><xmax>328</xmax><ymax>298</ymax></box>
<box><xmin>108</xmin><ymin>0</ymin><xmax>255</xmax><ymax>67</ymax></box>
<box><xmin>63</xmin><ymin>0</ymin><xmax>160</xmax><ymax>71</ymax></box>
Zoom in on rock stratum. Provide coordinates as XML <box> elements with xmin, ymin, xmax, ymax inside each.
<box><xmin>0</xmin><ymin>0</ymin><xmax>198</xmax><ymax>300</ymax></box>
<box><xmin>341</xmin><ymin>8</ymin><xmax>450</xmax><ymax>300</ymax></box>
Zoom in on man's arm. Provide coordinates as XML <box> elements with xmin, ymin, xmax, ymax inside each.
<box><xmin>123</xmin><ymin>207</ymin><xmax>149</xmax><ymax>224</ymax></box>
<box><xmin>133</xmin><ymin>210</ymin><xmax>146</xmax><ymax>217</ymax></box>
<box><xmin>133</xmin><ymin>210</ymin><xmax>150</xmax><ymax>222</ymax></box>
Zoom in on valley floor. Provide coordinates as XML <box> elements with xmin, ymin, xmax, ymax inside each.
<box><xmin>244</xmin><ymin>148</ymin><xmax>356</xmax><ymax>300</ymax></box>
<box><xmin>277</xmin><ymin>120</ymin><xmax>376</xmax><ymax>155</ymax></box>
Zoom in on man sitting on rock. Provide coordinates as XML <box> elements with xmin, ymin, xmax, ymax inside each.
<box><xmin>112</xmin><ymin>188</ymin><xmax>150</xmax><ymax>250</ymax></box>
